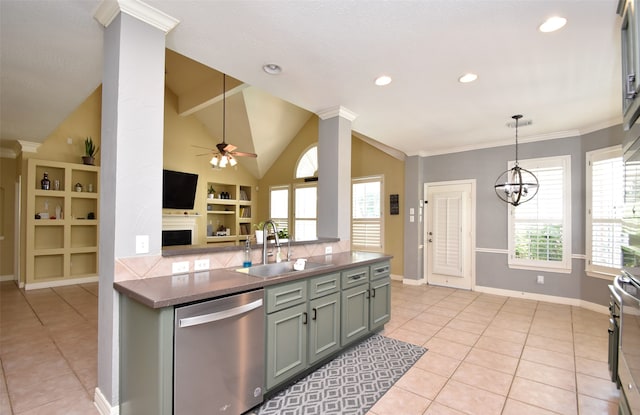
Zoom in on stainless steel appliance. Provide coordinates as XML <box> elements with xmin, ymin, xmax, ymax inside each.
<box><xmin>174</xmin><ymin>289</ymin><xmax>265</xmax><ymax>415</ymax></box>
<box><xmin>609</xmin><ymin>283</ymin><xmax>622</xmax><ymax>384</ymax></box>
<box><xmin>616</xmin><ymin>272</ymin><xmax>640</xmax><ymax>414</ymax></box>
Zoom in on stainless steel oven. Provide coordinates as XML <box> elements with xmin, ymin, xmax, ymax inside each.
<box><xmin>609</xmin><ymin>284</ymin><xmax>622</xmax><ymax>385</ymax></box>
<box><xmin>615</xmin><ymin>272</ymin><xmax>640</xmax><ymax>414</ymax></box>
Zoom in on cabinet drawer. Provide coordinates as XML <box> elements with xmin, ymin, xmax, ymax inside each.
<box><xmin>265</xmin><ymin>280</ymin><xmax>307</xmax><ymax>314</ymax></box>
<box><xmin>370</xmin><ymin>261</ymin><xmax>390</xmax><ymax>281</ymax></box>
<box><xmin>309</xmin><ymin>272</ymin><xmax>340</xmax><ymax>299</ymax></box>
<box><xmin>341</xmin><ymin>266</ymin><xmax>369</xmax><ymax>288</ymax></box>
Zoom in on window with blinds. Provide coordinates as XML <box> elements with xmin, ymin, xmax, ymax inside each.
<box><xmin>586</xmin><ymin>146</ymin><xmax>626</xmax><ymax>277</ymax></box>
<box><xmin>508</xmin><ymin>155</ymin><xmax>572</xmax><ymax>273</ymax></box>
<box><xmin>269</xmin><ymin>186</ymin><xmax>289</xmax><ymax>235</ymax></box>
<box><xmin>352</xmin><ymin>176</ymin><xmax>383</xmax><ymax>252</ymax></box>
<box><xmin>294</xmin><ymin>184</ymin><xmax>317</xmax><ymax>241</ymax></box>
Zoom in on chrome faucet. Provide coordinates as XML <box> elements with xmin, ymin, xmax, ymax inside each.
<box><xmin>262</xmin><ymin>219</ymin><xmax>280</xmax><ymax>264</ymax></box>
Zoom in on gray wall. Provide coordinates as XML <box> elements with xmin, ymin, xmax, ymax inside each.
<box><xmin>403</xmin><ymin>156</ymin><xmax>424</xmax><ymax>280</ymax></box>
<box><xmin>419</xmin><ymin>125</ymin><xmax>624</xmax><ymax>306</ymax></box>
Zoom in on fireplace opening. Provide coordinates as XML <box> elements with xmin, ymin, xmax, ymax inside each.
<box><xmin>162</xmin><ymin>229</ymin><xmax>192</xmax><ymax>247</ymax></box>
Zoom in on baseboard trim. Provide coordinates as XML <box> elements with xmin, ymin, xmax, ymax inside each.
<box><xmin>94</xmin><ymin>388</ymin><xmax>119</xmax><ymax>415</ymax></box>
<box><xmin>0</xmin><ymin>274</ymin><xmax>15</xmax><ymax>282</ymax></box>
<box><xmin>402</xmin><ymin>277</ymin><xmax>426</xmax><ymax>286</ymax></box>
<box><xmin>25</xmin><ymin>276</ymin><xmax>99</xmax><ymax>291</ymax></box>
<box><xmin>474</xmin><ymin>285</ymin><xmax>608</xmax><ymax>314</ymax></box>
<box><xmin>390</xmin><ymin>273</ymin><xmax>403</xmax><ymax>281</ymax></box>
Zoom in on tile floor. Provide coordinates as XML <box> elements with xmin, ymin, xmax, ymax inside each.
<box><xmin>0</xmin><ymin>280</ymin><xmax>618</xmax><ymax>414</ymax></box>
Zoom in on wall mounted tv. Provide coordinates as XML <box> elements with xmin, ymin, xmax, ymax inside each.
<box><xmin>162</xmin><ymin>169</ymin><xmax>199</xmax><ymax>210</ymax></box>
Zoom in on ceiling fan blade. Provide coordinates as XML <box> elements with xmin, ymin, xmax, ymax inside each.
<box><xmin>192</xmin><ymin>145</ymin><xmax>216</xmax><ymax>150</ymax></box>
<box><xmin>223</xmin><ymin>143</ymin><xmax>237</xmax><ymax>152</ymax></box>
<box><xmin>195</xmin><ymin>152</ymin><xmax>214</xmax><ymax>156</ymax></box>
<box><xmin>230</xmin><ymin>151</ymin><xmax>258</xmax><ymax>158</ymax></box>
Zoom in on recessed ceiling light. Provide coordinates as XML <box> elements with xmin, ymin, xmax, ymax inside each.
<box><xmin>458</xmin><ymin>73</ymin><xmax>478</xmax><ymax>83</ymax></box>
<box><xmin>539</xmin><ymin>16</ymin><xmax>567</xmax><ymax>33</ymax></box>
<box><xmin>263</xmin><ymin>63</ymin><xmax>282</xmax><ymax>75</ymax></box>
<box><xmin>374</xmin><ymin>75</ymin><xmax>392</xmax><ymax>86</ymax></box>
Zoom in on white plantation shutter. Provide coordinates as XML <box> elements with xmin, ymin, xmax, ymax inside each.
<box><xmin>508</xmin><ymin>155</ymin><xmax>572</xmax><ymax>272</ymax></box>
<box><xmin>433</xmin><ymin>191</ymin><xmax>463</xmax><ymax>276</ymax></box>
<box><xmin>269</xmin><ymin>186</ymin><xmax>289</xmax><ymax>235</ymax></box>
<box><xmin>352</xmin><ymin>177</ymin><xmax>383</xmax><ymax>252</ymax></box>
<box><xmin>586</xmin><ymin>147</ymin><xmax>626</xmax><ymax>277</ymax></box>
<box><xmin>294</xmin><ymin>184</ymin><xmax>317</xmax><ymax>240</ymax></box>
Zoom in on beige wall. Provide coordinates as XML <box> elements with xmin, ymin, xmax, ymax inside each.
<box><xmin>351</xmin><ymin>138</ymin><xmax>405</xmax><ymax>275</ymax></box>
<box><xmin>0</xmin><ymin>157</ymin><xmax>17</xmax><ymax>277</ymax></box>
<box><xmin>163</xmin><ymin>88</ymin><xmax>258</xmax><ymax>245</ymax></box>
<box><xmin>257</xmin><ymin>116</ymin><xmax>405</xmax><ymax>276</ymax></box>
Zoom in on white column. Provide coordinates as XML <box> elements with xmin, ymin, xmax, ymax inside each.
<box><xmin>93</xmin><ymin>1</ymin><xmax>178</xmax><ymax>410</ymax></box>
<box><xmin>317</xmin><ymin>106</ymin><xmax>357</xmax><ymax>241</ymax></box>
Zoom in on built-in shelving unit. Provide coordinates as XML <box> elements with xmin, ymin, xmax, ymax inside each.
<box><xmin>206</xmin><ymin>182</ymin><xmax>254</xmax><ymax>246</ymax></box>
<box><xmin>25</xmin><ymin>159</ymin><xmax>99</xmax><ymax>289</ymax></box>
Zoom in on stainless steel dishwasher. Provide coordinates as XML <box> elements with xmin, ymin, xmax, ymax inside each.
<box><xmin>174</xmin><ymin>289</ymin><xmax>265</xmax><ymax>415</ymax></box>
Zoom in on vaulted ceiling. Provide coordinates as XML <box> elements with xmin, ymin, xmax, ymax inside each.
<box><xmin>0</xmin><ymin>1</ymin><xmax>623</xmax><ymax>174</ymax></box>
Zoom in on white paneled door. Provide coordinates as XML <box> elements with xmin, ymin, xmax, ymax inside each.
<box><xmin>424</xmin><ymin>181</ymin><xmax>475</xmax><ymax>290</ymax></box>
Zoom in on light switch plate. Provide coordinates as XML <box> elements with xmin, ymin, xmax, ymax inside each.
<box><xmin>325</xmin><ymin>246</ymin><xmax>332</xmax><ymax>255</ymax></box>
<box><xmin>135</xmin><ymin>235</ymin><xmax>149</xmax><ymax>254</ymax></box>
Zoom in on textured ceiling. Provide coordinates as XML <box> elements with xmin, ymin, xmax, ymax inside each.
<box><xmin>0</xmin><ymin>0</ymin><xmax>623</xmax><ymax>168</ymax></box>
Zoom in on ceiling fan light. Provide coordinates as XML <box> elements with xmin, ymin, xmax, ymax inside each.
<box><xmin>219</xmin><ymin>155</ymin><xmax>228</xmax><ymax>168</ymax></box>
<box><xmin>210</xmin><ymin>155</ymin><xmax>219</xmax><ymax>167</ymax></box>
<box><xmin>228</xmin><ymin>155</ymin><xmax>237</xmax><ymax>166</ymax></box>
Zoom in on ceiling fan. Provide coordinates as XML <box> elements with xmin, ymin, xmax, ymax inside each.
<box><xmin>194</xmin><ymin>73</ymin><xmax>257</xmax><ymax>168</ymax></box>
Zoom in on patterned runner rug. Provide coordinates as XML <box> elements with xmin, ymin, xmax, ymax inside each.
<box><xmin>254</xmin><ymin>334</ymin><xmax>427</xmax><ymax>415</ymax></box>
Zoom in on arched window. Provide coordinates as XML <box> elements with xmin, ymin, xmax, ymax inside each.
<box><xmin>295</xmin><ymin>145</ymin><xmax>317</xmax><ymax>179</ymax></box>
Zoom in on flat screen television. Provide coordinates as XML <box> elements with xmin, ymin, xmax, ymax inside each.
<box><xmin>162</xmin><ymin>169</ymin><xmax>199</xmax><ymax>210</ymax></box>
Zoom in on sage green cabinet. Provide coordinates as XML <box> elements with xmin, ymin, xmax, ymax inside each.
<box><xmin>340</xmin><ymin>261</ymin><xmax>391</xmax><ymax>346</ymax></box>
<box><xmin>308</xmin><ymin>292</ymin><xmax>341</xmax><ymax>364</ymax></box>
<box><xmin>619</xmin><ymin>0</ymin><xmax>640</xmax><ymax>129</ymax></box>
<box><xmin>265</xmin><ymin>302</ymin><xmax>308</xmax><ymax>390</ymax></box>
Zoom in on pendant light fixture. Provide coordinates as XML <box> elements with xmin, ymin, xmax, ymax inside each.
<box><xmin>494</xmin><ymin>114</ymin><xmax>539</xmax><ymax>206</ymax></box>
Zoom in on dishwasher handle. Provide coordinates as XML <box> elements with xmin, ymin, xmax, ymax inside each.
<box><xmin>178</xmin><ymin>298</ymin><xmax>263</xmax><ymax>328</ymax></box>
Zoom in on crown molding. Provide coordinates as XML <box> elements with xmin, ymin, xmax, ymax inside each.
<box><xmin>94</xmin><ymin>0</ymin><xmax>180</xmax><ymax>33</ymax></box>
<box><xmin>316</xmin><ymin>106</ymin><xmax>358</xmax><ymax>122</ymax></box>
<box><xmin>352</xmin><ymin>131</ymin><xmax>406</xmax><ymax>161</ymax></box>
<box><xmin>17</xmin><ymin>140</ymin><xmax>41</xmax><ymax>154</ymax></box>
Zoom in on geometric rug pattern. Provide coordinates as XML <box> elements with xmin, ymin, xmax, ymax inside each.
<box><xmin>255</xmin><ymin>334</ymin><xmax>427</xmax><ymax>415</ymax></box>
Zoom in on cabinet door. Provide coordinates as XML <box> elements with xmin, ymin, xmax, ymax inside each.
<box><xmin>309</xmin><ymin>292</ymin><xmax>341</xmax><ymax>365</ymax></box>
<box><xmin>265</xmin><ymin>303</ymin><xmax>308</xmax><ymax>390</ymax></box>
<box><xmin>341</xmin><ymin>284</ymin><xmax>369</xmax><ymax>346</ymax></box>
<box><xmin>620</xmin><ymin>0</ymin><xmax>640</xmax><ymax>128</ymax></box>
<box><xmin>370</xmin><ymin>277</ymin><xmax>391</xmax><ymax>331</ymax></box>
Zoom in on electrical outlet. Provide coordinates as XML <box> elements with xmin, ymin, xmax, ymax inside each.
<box><xmin>325</xmin><ymin>246</ymin><xmax>332</xmax><ymax>255</ymax></box>
<box><xmin>537</xmin><ymin>275</ymin><xmax>544</xmax><ymax>284</ymax></box>
<box><xmin>67</xmin><ymin>137</ymin><xmax>73</xmax><ymax>144</ymax></box>
<box><xmin>135</xmin><ymin>235</ymin><xmax>149</xmax><ymax>254</ymax></box>
<box><xmin>172</xmin><ymin>261</ymin><xmax>189</xmax><ymax>274</ymax></box>
<box><xmin>194</xmin><ymin>259</ymin><xmax>210</xmax><ymax>271</ymax></box>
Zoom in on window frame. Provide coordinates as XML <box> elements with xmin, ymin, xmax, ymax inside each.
<box><xmin>507</xmin><ymin>155</ymin><xmax>572</xmax><ymax>273</ymax></box>
<box><xmin>351</xmin><ymin>175</ymin><xmax>384</xmax><ymax>252</ymax></box>
<box><xmin>585</xmin><ymin>146</ymin><xmax>625</xmax><ymax>279</ymax></box>
<box><xmin>293</xmin><ymin>182</ymin><xmax>317</xmax><ymax>241</ymax></box>
<box><xmin>269</xmin><ymin>185</ymin><xmax>290</xmax><ymax>237</ymax></box>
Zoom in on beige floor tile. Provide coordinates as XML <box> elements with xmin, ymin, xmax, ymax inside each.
<box><xmin>435</xmin><ymin>379</ymin><xmax>505</xmax><ymax>415</ymax></box>
<box><xmin>528</xmin><ymin>324</ymin><xmax>574</xmax><ymax>343</ymax></box>
<box><xmin>488</xmin><ymin>316</ymin><xmax>532</xmax><ymax>333</ymax></box>
<box><xmin>15</xmin><ymin>393</ymin><xmax>99</xmax><ymax>415</ymax></box>
<box><xmin>450</xmin><ymin>361</ymin><xmax>513</xmax><ymax>396</ymax></box>
<box><xmin>576</xmin><ymin>373</ymin><xmax>620</xmax><ymax>403</ymax></box>
<box><xmin>455</xmin><ymin>310</ymin><xmax>494</xmax><ymax>325</ymax></box>
<box><xmin>424</xmin><ymin>337</ymin><xmax>470</xmax><ymax>360</ymax></box>
<box><xmin>427</xmin><ymin>306</ymin><xmax>460</xmax><ymax>318</ymax></box>
<box><xmin>423</xmin><ymin>401</ymin><xmax>466</xmax><ymax>414</ymax></box>
<box><xmin>395</xmin><ymin>366</ymin><xmax>448</xmax><ymax>400</ymax></box>
<box><xmin>412</xmin><ymin>312</ymin><xmax>451</xmax><ymax>327</ymax></box>
<box><xmin>414</xmin><ymin>351</ymin><xmax>461</xmax><ymax>378</ymax></box>
<box><xmin>509</xmin><ymin>377</ymin><xmax>577</xmax><ymax>415</ymax></box>
<box><xmin>516</xmin><ymin>360</ymin><xmax>576</xmax><ymax>391</ymax></box>
<box><xmin>521</xmin><ymin>345</ymin><xmax>575</xmax><ymax>371</ymax></box>
<box><xmin>464</xmin><ymin>348</ymin><xmax>519</xmax><ymax>374</ymax></box>
<box><xmin>8</xmin><ymin>372</ymin><xmax>87</xmax><ymax>414</ymax></box>
<box><xmin>433</xmin><ymin>327</ymin><xmax>480</xmax><ymax>346</ymax></box>
<box><xmin>578</xmin><ymin>394</ymin><xmax>618</xmax><ymax>415</ymax></box>
<box><xmin>474</xmin><ymin>335</ymin><xmax>523</xmax><ymax>358</ymax></box>
<box><xmin>400</xmin><ymin>319</ymin><xmax>443</xmax><ymax>337</ymax></box>
<box><xmin>502</xmin><ymin>398</ymin><xmax>558</xmax><ymax>415</ymax></box>
<box><xmin>5</xmin><ymin>356</ymin><xmax>72</xmax><ymax>391</ymax></box>
<box><xmin>445</xmin><ymin>318</ymin><xmax>487</xmax><ymax>334</ymax></box>
<box><xmin>526</xmin><ymin>333</ymin><xmax>574</xmax><ymax>355</ymax></box>
<box><xmin>574</xmin><ymin>340</ymin><xmax>608</xmax><ymax>363</ymax></box>
<box><xmin>370</xmin><ymin>385</ymin><xmax>431</xmax><ymax>415</ymax></box>
<box><xmin>575</xmin><ymin>356</ymin><xmax>611</xmax><ymax>380</ymax></box>
<box><xmin>482</xmin><ymin>326</ymin><xmax>528</xmax><ymax>345</ymax></box>
<box><xmin>385</xmin><ymin>327</ymin><xmax>432</xmax><ymax>346</ymax></box>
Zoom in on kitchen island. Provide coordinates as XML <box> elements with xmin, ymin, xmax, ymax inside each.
<box><xmin>115</xmin><ymin>251</ymin><xmax>392</xmax><ymax>415</ymax></box>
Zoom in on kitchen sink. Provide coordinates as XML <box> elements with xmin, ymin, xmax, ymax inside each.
<box><xmin>237</xmin><ymin>260</ymin><xmax>330</xmax><ymax>278</ymax></box>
